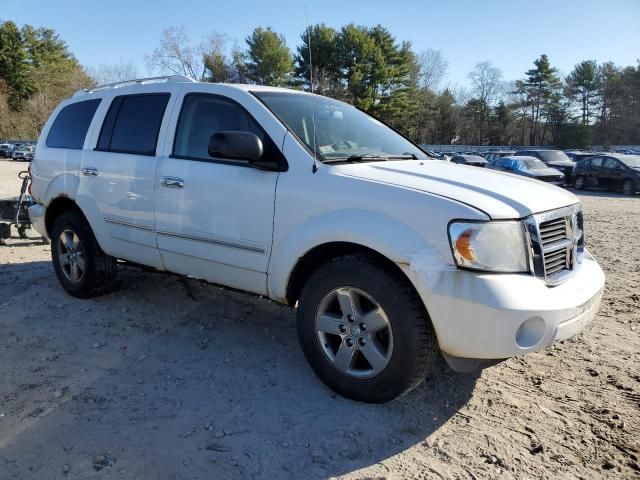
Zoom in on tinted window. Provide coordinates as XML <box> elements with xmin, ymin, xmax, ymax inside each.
<box><xmin>46</xmin><ymin>99</ymin><xmax>101</xmax><ymax>149</ymax></box>
<box><xmin>98</xmin><ymin>94</ymin><xmax>170</xmax><ymax>155</ymax></box>
<box><xmin>173</xmin><ymin>94</ymin><xmax>282</xmax><ymax>163</ymax></box>
<box><xmin>590</xmin><ymin>157</ymin><xmax>603</xmax><ymax>168</ymax></box>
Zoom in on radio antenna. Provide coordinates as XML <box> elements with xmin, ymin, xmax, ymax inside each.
<box><xmin>306</xmin><ymin>9</ymin><xmax>319</xmax><ymax>173</ymax></box>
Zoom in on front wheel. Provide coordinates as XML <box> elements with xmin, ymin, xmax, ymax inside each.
<box><xmin>622</xmin><ymin>179</ymin><xmax>636</xmax><ymax>196</ymax></box>
<box><xmin>574</xmin><ymin>176</ymin><xmax>586</xmax><ymax>190</ymax></box>
<box><xmin>297</xmin><ymin>254</ymin><xmax>438</xmax><ymax>403</ymax></box>
<box><xmin>51</xmin><ymin>210</ymin><xmax>118</xmax><ymax>298</ymax></box>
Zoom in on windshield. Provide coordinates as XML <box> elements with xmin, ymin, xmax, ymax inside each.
<box><xmin>621</xmin><ymin>155</ymin><xmax>640</xmax><ymax>168</ymax></box>
<box><xmin>16</xmin><ymin>146</ymin><xmax>29</xmax><ymax>152</ymax></box>
<box><xmin>519</xmin><ymin>158</ymin><xmax>547</xmax><ymax>170</ymax></box>
<box><xmin>538</xmin><ymin>150</ymin><xmax>572</xmax><ymax>163</ymax></box>
<box><xmin>254</xmin><ymin>92</ymin><xmax>427</xmax><ymax>162</ymax></box>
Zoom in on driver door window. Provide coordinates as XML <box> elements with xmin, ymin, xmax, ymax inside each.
<box><xmin>172</xmin><ymin>94</ymin><xmax>282</xmax><ymax>165</ymax></box>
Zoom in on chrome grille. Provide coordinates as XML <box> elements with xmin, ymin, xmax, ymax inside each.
<box><xmin>539</xmin><ymin>217</ymin><xmax>568</xmax><ymax>245</ymax></box>
<box><xmin>525</xmin><ymin>205</ymin><xmax>584</xmax><ymax>285</ymax></box>
<box><xmin>539</xmin><ymin>217</ymin><xmax>570</xmax><ymax>276</ymax></box>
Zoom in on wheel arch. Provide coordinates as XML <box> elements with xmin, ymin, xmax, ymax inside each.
<box><xmin>284</xmin><ymin>241</ymin><xmax>408</xmax><ymax>306</ymax></box>
<box><xmin>45</xmin><ymin>196</ymin><xmax>86</xmax><ymax>237</ymax></box>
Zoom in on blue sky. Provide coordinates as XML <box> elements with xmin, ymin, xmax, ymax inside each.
<box><xmin>3</xmin><ymin>0</ymin><xmax>639</xmax><ymax>86</ymax></box>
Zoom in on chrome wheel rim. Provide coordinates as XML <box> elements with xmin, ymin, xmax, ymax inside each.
<box><xmin>623</xmin><ymin>182</ymin><xmax>633</xmax><ymax>195</ymax></box>
<box><xmin>575</xmin><ymin>177</ymin><xmax>584</xmax><ymax>189</ymax></box>
<box><xmin>315</xmin><ymin>287</ymin><xmax>393</xmax><ymax>379</ymax></box>
<box><xmin>57</xmin><ymin>229</ymin><xmax>85</xmax><ymax>283</ymax></box>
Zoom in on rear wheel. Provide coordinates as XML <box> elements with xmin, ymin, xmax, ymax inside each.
<box><xmin>51</xmin><ymin>211</ymin><xmax>117</xmax><ymax>298</ymax></box>
<box><xmin>622</xmin><ymin>179</ymin><xmax>636</xmax><ymax>196</ymax></box>
<box><xmin>297</xmin><ymin>254</ymin><xmax>438</xmax><ymax>403</ymax></box>
<box><xmin>574</xmin><ymin>175</ymin><xmax>586</xmax><ymax>190</ymax></box>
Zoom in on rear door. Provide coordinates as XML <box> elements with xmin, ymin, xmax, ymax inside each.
<box><xmin>77</xmin><ymin>89</ymin><xmax>175</xmax><ymax>268</ymax></box>
<box><xmin>602</xmin><ymin>157</ymin><xmax>625</xmax><ymax>190</ymax></box>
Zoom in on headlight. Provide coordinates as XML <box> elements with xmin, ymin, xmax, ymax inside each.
<box><xmin>448</xmin><ymin>221</ymin><xmax>529</xmax><ymax>273</ymax></box>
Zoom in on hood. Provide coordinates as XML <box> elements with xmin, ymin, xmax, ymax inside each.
<box><xmin>526</xmin><ymin>167</ymin><xmax>564</xmax><ymax>177</ymax></box>
<box><xmin>333</xmin><ymin>160</ymin><xmax>579</xmax><ymax>219</ymax></box>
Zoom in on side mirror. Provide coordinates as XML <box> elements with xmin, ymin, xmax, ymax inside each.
<box><xmin>208</xmin><ymin>131</ymin><xmax>263</xmax><ymax>162</ymax></box>
<box><xmin>208</xmin><ymin>131</ymin><xmax>282</xmax><ymax>171</ymax></box>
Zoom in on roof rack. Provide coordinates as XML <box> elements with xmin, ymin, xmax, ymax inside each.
<box><xmin>73</xmin><ymin>75</ymin><xmax>196</xmax><ymax>97</ymax></box>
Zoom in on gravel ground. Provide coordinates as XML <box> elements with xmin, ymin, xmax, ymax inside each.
<box><xmin>0</xmin><ymin>159</ymin><xmax>638</xmax><ymax>479</ymax></box>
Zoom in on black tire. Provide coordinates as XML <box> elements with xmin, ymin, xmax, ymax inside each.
<box><xmin>574</xmin><ymin>175</ymin><xmax>586</xmax><ymax>190</ymax></box>
<box><xmin>50</xmin><ymin>210</ymin><xmax>117</xmax><ymax>298</ymax></box>
<box><xmin>17</xmin><ymin>226</ymin><xmax>27</xmax><ymax>239</ymax></box>
<box><xmin>297</xmin><ymin>254</ymin><xmax>438</xmax><ymax>403</ymax></box>
<box><xmin>622</xmin><ymin>179</ymin><xmax>636</xmax><ymax>196</ymax></box>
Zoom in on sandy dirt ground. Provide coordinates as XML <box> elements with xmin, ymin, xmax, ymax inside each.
<box><xmin>0</xmin><ymin>159</ymin><xmax>638</xmax><ymax>480</ymax></box>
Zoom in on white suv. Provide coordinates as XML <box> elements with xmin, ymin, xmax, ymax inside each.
<box><xmin>29</xmin><ymin>76</ymin><xmax>605</xmax><ymax>403</ymax></box>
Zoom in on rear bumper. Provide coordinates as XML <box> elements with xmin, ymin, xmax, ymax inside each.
<box><xmin>407</xmin><ymin>249</ymin><xmax>604</xmax><ymax>363</ymax></box>
<box><xmin>28</xmin><ymin>203</ymin><xmax>47</xmax><ymax>239</ymax></box>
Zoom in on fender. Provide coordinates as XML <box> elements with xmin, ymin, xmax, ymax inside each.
<box><xmin>43</xmin><ymin>173</ymin><xmax>79</xmax><ymax>206</ymax></box>
<box><xmin>267</xmin><ymin>208</ymin><xmax>448</xmax><ymax>302</ymax></box>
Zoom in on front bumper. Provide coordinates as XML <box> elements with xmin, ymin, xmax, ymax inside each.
<box><xmin>28</xmin><ymin>203</ymin><xmax>47</xmax><ymax>239</ymax></box>
<box><xmin>407</xmin><ymin>249</ymin><xmax>604</xmax><ymax>362</ymax></box>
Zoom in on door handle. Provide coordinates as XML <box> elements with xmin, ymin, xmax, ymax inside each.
<box><xmin>81</xmin><ymin>167</ymin><xmax>98</xmax><ymax>176</ymax></box>
<box><xmin>161</xmin><ymin>176</ymin><xmax>184</xmax><ymax>189</ymax></box>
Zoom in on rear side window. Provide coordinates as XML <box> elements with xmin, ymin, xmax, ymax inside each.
<box><xmin>97</xmin><ymin>94</ymin><xmax>170</xmax><ymax>155</ymax></box>
<box><xmin>590</xmin><ymin>157</ymin><xmax>603</xmax><ymax>168</ymax></box>
<box><xmin>46</xmin><ymin>99</ymin><xmax>101</xmax><ymax>149</ymax></box>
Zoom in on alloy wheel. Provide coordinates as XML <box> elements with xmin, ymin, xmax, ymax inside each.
<box><xmin>57</xmin><ymin>229</ymin><xmax>86</xmax><ymax>283</ymax></box>
<box><xmin>315</xmin><ymin>287</ymin><xmax>394</xmax><ymax>379</ymax></box>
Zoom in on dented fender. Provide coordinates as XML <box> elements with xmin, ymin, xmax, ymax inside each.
<box><xmin>267</xmin><ymin>209</ymin><xmax>453</xmax><ymax>302</ymax></box>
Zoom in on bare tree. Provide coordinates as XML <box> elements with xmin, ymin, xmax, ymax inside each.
<box><xmin>468</xmin><ymin>61</ymin><xmax>503</xmax><ymax>143</ymax></box>
<box><xmin>146</xmin><ymin>26</ymin><xmax>246</xmax><ymax>83</ymax></box>
<box><xmin>417</xmin><ymin>49</ymin><xmax>448</xmax><ymax>91</ymax></box>
<box><xmin>87</xmin><ymin>61</ymin><xmax>138</xmax><ymax>85</ymax></box>
<box><xmin>145</xmin><ymin>25</ymin><xmax>204</xmax><ymax>80</ymax></box>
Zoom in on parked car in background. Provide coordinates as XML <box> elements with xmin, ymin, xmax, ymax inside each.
<box><xmin>487</xmin><ymin>156</ymin><xmax>565</xmax><ymax>185</ymax></box>
<box><xmin>451</xmin><ymin>154</ymin><xmax>487</xmax><ymax>167</ymax></box>
<box><xmin>485</xmin><ymin>151</ymin><xmax>516</xmax><ymax>164</ymax></box>
<box><xmin>11</xmin><ymin>145</ymin><xmax>33</xmax><ymax>161</ymax></box>
<box><xmin>24</xmin><ymin>147</ymin><xmax>35</xmax><ymax>162</ymax></box>
<box><xmin>513</xmin><ymin>149</ymin><xmax>575</xmax><ymax>182</ymax></box>
<box><xmin>573</xmin><ymin>154</ymin><xmax>640</xmax><ymax>195</ymax></box>
<box><xmin>0</xmin><ymin>143</ymin><xmax>12</xmax><ymax>158</ymax></box>
<box><xmin>565</xmin><ymin>151</ymin><xmax>600</xmax><ymax>162</ymax></box>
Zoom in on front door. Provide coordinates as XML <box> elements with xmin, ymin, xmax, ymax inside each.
<box><xmin>586</xmin><ymin>156</ymin><xmax>603</xmax><ymax>188</ymax></box>
<box><xmin>154</xmin><ymin>91</ymin><xmax>285</xmax><ymax>295</ymax></box>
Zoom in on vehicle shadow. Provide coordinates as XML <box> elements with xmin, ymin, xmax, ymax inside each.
<box><xmin>0</xmin><ymin>262</ymin><xmax>479</xmax><ymax>479</ymax></box>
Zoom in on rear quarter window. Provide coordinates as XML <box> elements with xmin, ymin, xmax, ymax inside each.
<box><xmin>46</xmin><ymin>99</ymin><xmax>102</xmax><ymax>149</ymax></box>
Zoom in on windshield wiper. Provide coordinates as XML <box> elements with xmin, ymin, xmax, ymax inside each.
<box><xmin>322</xmin><ymin>154</ymin><xmax>417</xmax><ymax>164</ymax></box>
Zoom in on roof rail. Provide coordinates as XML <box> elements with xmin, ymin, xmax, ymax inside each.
<box><xmin>73</xmin><ymin>75</ymin><xmax>196</xmax><ymax>97</ymax></box>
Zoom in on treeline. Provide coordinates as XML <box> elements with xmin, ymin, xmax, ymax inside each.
<box><xmin>1</xmin><ymin>20</ymin><xmax>639</xmax><ymax>147</ymax></box>
<box><xmin>0</xmin><ymin>20</ymin><xmax>93</xmax><ymax>139</ymax></box>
